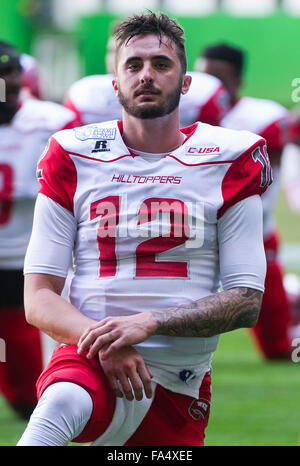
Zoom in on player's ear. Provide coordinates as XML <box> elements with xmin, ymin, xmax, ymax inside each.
<box><xmin>181</xmin><ymin>74</ymin><xmax>192</xmax><ymax>95</ymax></box>
<box><xmin>112</xmin><ymin>79</ymin><xmax>119</xmax><ymax>97</ymax></box>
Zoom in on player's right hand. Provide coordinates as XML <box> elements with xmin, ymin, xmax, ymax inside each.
<box><xmin>98</xmin><ymin>345</ymin><xmax>153</xmax><ymax>402</ymax></box>
<box><xmin>77</xmin><ymin>312</ymin><xmax>157</xmax><ymax>360</ymax></box>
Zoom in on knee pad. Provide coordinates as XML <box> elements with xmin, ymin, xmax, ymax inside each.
<box><xmin>17</xmin><ymin>382</ymin><xmax>93</xmax><ymax>446</ymax></box>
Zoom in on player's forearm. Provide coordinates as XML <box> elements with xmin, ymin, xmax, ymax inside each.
<box><xmin>24</xmin><ymin>275</ymin><xmax>96</xmax><ymax>345</ymax></box>
<box><xmin>151</xmin><ymin>287</ymin><xmax>262</xmax><ymax>338</ymax></box>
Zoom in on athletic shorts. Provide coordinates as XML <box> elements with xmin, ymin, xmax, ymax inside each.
<box><xmin>36</xmin><ymin>344</ymin><xmax>212</xmax><ymax>446</ymax></box>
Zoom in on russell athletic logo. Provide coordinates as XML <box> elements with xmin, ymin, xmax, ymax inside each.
<box><xmin>187</xmin><ymin>146</ymin><xmax>220</xmax><ymax>155</ymax></box>
<box><xmin>92</xmin><ymin>140</ymin><xmax>110</xmax><ymax>153</ymax></box>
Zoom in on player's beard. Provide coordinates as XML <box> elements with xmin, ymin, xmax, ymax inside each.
<box><xmin>117</xmin><ymin>76</ymin><xmax>183</xmax><ymax>119</ymax></box>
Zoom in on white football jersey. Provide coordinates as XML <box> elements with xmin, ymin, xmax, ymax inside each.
<box><xmin>221</xmin><ymin>96</ymin><xmax>291</xmax><ymax>239</ymax></box>
<box><xmin>179</xmin><ymin>71</ymin><xmax>230</xmax><ymax>127</ymax></box>
<box><xmin>64</xmin><ymin>74</ymin><xmax>122</xmax><ymax>125</ymax></box>
<box><xmin>28</xmin><ymin>119</ymin><xmax>270</xmax><ymax>394</ymax></box>
<box><xmin>0</xmin><ymin>98</ymin><xmax>79</xmax><ymax>268</ymax></box>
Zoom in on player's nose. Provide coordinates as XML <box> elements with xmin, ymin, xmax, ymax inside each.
<box><xmin>139</xmin><ymin>62</ymin><xmax>154</xmax><ymax>84</ymax></box>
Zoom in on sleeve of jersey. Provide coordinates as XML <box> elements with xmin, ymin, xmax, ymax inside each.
<box><xmin>260</xmin><ymin>116</ymin><xmax>292</xmax><ymax>153</ymax></box>
<box><xmin>24</xmin><ymin>194</ymin><xmax>76</xmax><ymax>277</ymax></box>
<box><xmin>37</xmin><ymin>136</ymin><xmax>77</xmax><ymax>215</ymax></box>
<box><xmin>196</xmin><ymin>84</ymin><xmax>230</xmax><ymax>126</ymax></box>
<box><xmin>61</xmin><ymin>113</ymin><xmax>83</xmax><ymax>130</ymax></box>
<box><xmin>63</xmin><ymin>94</ymin><xmax>83</xmax><ymax>127</ymax></box>
<box><xmin>218</xmin><ymin>195</ymin><xmax>266</xmax><ymax>292</ymax></box>
<box><xmin>217</xmin><ymin>138</ymin><xmax>272</xmax><ymax>219</ymax></box>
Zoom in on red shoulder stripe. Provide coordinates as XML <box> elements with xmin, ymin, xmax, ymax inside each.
<box><xmin>38</xmin><ymin>137</ymin><xmax>77</xmax><ymax>214</ymax></box>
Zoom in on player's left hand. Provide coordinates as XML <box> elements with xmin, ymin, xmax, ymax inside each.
<box><xmin>99</xmin><ymin>345</ymin><xmax>153</xmax><ymax>401</ymax></box>
<box><xmin>77</xmin><ymin>311</ymin><xmax>157</xmax><ymax>360</ymax></box>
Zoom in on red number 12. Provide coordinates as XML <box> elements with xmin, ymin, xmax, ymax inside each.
<box><xmin>90</xmin><ymin>196</ymin><xmax>190</xmax><ymax>278</ymax></box>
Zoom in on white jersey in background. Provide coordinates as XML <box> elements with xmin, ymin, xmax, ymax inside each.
<box><xmin>220</xmin><ymin>96</ymin><xmax>292</xmax><ymax>239</ymax></box>
<box><xmin>24</xmin><ymin>119</ymin><xmax>270</xmax><ymax>397</ymax></box>
<box><xmin>0</xmin><ymin>98</ymin><xmax>79</xmax><ymax>269</ymax></box>
<box><xmin>179</xmin><ymin>71</ymin><xmax>230</xmax><ymax>127</ymax></box>
<box><xmin>281</xmin><ymin>142</ymin><xmax>300</xmax><ymax>213</ymax></box>
<box><xmin>64</xmin><ymin>72</ymin><xmax>230</xmax><ymax>128</ymax></box>
<box><xmin>64</xmin><ymin>74</ymin><xmax>123</xmax><ymax>125</ymax></box>
<box><xmin>20</xmin><ymin>53</ymin><xmax>42</xmax><ymax>100</ymax></box>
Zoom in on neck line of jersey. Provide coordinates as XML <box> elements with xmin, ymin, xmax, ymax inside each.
<box><xmin>127</xmin><ymin>131</ymin><xmax>186</xmax><ymax>158</ymax></box>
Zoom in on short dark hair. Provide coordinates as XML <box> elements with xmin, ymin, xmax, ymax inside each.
<box><xmin>202</xmin><ymin>43</ymin><xmax>245</xmax><ymax>77</ymax></box>
<box><xmin>113</xmin><ymin>11</ymin><xmax>187</xmax><ymax>74</ymax></box>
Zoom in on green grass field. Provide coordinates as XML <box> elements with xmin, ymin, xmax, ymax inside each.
<box><xmin>205</xmin><ymin>329</ymin><xmax>300</xmax><ymax>446</ymax></box>
<box><xmin>0</xmin><ymin>190</ymin><xmax>299</xmax><ymax>447</ymax></box>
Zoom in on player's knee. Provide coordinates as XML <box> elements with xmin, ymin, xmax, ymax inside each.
<box><xmin>46</xmin><ymin>384</ymin><xmax>74</xmax><ymax>414</ymax></box>
<box><xmin>36</xmin><ymin>382</ymin><xmax>93</xmax><ymax>437</ymax></box>
<box><xmin>18</xmin><ymin>382</ymin><xmax>93</xmax><ymax>446</ymax></box>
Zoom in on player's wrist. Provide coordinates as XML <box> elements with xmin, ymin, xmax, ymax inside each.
<box><xmin>145</xmin><ymin>311</ymin><xmax>159</xmax><ymax>337</ymax></box>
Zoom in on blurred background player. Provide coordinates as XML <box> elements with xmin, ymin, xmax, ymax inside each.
<box><xmin>64</xmin><ymin>32</ymin><xmax>230</xmax><ymax>128</ymax></box>
<box><xmin>63</xmin><ymin>34</ymin><xmax>122</xmax><ymax>125</ymax></box>
<box><xmin>178</xmin><ymin>70</ymin><xmax>230</xmax><ymax>127</ymax></box>
<box><xmin>198</xmin><ymin>42</ymin><xmax>297</xmax><ymax>360</ymax></box>
<box><xmin>20</xmin><ymin>53</ymin><xmax>43</xmax><ymax>101</ymax></box>
<box><xmin>281</xmin><ymin>105</ymin><xmax>300</xmax><ymax>215</ymax></box>
<box><xmin>0</xmin><ymin>40</ymin><xmax>80</xmax><ymax>419</ymax></box>
<box><xmin>280</xmin><ymin>106</ymin><xmax>300</xmax><ymax>335</ymax></box>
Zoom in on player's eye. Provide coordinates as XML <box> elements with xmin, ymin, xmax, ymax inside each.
<box><xmin>154</xmin><ymin>58</ymin><xmax>174</xmax><ymax>71</ymax></box>
<box><xmin>127</xmin><ymin>63</ymin><xmax>141</xmax><ymax>71</ymax></box>
<box><xmin>157</xmin><ymin>62</ymin><xmax>168</xmax><ymax>68</ymax></box>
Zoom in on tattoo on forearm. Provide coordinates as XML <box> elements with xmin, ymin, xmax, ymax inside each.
<box><xmin>151</xmin><ymin>287</ymin><xmax>262</xmax><ymax>338</ymax></box>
